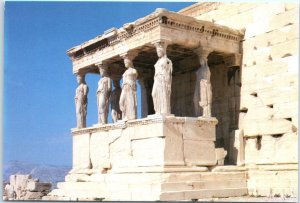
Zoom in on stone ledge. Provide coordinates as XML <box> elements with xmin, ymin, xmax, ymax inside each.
<box><xmin>246</xmin><ymin>164</ymin><xmax>298</xmax><ymax>171</ymax></box>
<box><xmin>160</xmin><ymin>188</ymin><xmax>248</xmax><ymax>201</ymax></box>
<box><xmin>71</xmin><ymin>116</ymin><xmax>218</xmax><ymax>136</ymax></box>
<box><xmin>109</xmin><ymin>166</ymin><xmax>209</xmax><ymax>174</ymax></box>
<box><xmin>210</xmin><ymin>165</ymin><xmax>246</xmax><ymax>172</ymax></box>
<box><xmin>46</xmin><ymin>170</ymin><xmax>248</xmax><ymax>201</ymax></box>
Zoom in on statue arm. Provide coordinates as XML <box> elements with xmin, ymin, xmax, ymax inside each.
<box><xmin>84</xmin><ymin>85</ymin><xmax>89</xmax><ymax>96</ymax></box>
<box><xmin>207</xmin><ymin>68</ymin><xmax>211</xmax><ymax>82</ymax></box>
<box><xmin>97</xmin><ymin>80</ymin><xmax>102</xmax><ymax>94</ymax></box>
<box><xmin>119</xmin><ymin>91</ymin><xmax>125</xmax><ymax>112</ymax></box>
<box><xmin>108</xmin><ymin>79</ymin><xmax>112</xmax><ymax>92</ymax></box>
<box><xmin>103</xmin><ymin>80</ymin><xmax>111</xmax><ymax>99</ymax></box>
<box><xmin>207</xmin><ymin>82</ymin><xmax>212</xmax><ymax>104</ymax></box>
<box><xmin>107</xmin><ymin>79</ymin><xmax>112</xmax><ymax>100</ymax></box>
<box><xmin>74</xmin><ymin>91</ymin><xmax>78</xmax><ymax>102</ymax></box>
<box><xmin>83</xmin><ymin>86</ymin><xmax>89</xmax><ymax>104</ymax></box>
<box><xmin>166</xmin><ymin>60</ymin><xmax>173</xmax><ymax>91</ymax></box>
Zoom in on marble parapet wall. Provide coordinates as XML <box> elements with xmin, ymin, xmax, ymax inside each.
<box><xmin>71</xmin><ymin>116</ymin><xmax>218</xmax><ymax>173</ymax></box>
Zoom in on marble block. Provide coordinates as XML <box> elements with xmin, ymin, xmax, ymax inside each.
<box><xmin>72</xmin><ymin>133</ymin><xmax>91</xmax><ymax>170</ymax></box>
<box><xmin>71</xmin><ymin>116</ymin><xmax>218</xmax><ymax>173</ymax></box>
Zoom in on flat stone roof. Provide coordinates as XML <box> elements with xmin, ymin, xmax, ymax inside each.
<box><xmin>67</xmin><ymin>8</ymin><xmax>244</xmax><ymax>75</ymax></box>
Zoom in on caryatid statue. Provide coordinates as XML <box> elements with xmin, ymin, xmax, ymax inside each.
<box><xmin>96</xmin><ymin>63</ymin><xmax>112</xmax><ymax>124</ymax></box>
<box><xmin>119</xmin><ymin>53</ymin><xmax>138</xmax><ymax>120</ymax></box>
<box><xmin>152</xmin><ymin>41</ymin><xmax>173</xmax><ymax>115</ymax></box>
<box><xmin>75</xmin><ymin>74</ymin><xmax>89</xmax><ymax>128</ymax></box>
<box><xmin>110</xmin><ymin>78</ymin><xmax>122</xmax><ymax>122</ymax></box>
<box><xmin>193</xmin><ymin>48</ymin><xmax>212</xmax><ymax>117</ymax></box>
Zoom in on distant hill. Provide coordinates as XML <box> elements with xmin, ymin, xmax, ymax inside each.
<box><xmin>3</xmin><ymin>160</ymin><xmax>71</xmax><ymax>189</ymax></box>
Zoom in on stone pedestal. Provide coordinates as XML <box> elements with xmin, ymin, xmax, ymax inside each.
<box><xmin>72</xmin><ymin>115</ymin><xmax>218</xmax><ymax>172</ymax></box>
<box><xmin>44</xmin><ymin>116</ymin><xmax>247</xmax><ymax>201</ymax></box>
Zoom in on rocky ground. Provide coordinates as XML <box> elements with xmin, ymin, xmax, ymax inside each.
<box><xmin>3</xmin><ymin>174</ymin><xmax>52</xmax><ymax>201</ymax></box>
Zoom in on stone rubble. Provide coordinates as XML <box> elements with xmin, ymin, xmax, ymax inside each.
<box><xmin>3</xmin><ymin>174</ymin><xmax>51</xmax><ymax>200</ymax></box>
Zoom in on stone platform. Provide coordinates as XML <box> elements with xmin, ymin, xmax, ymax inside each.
<box><xmin>44</xmin><ymin>116</ymin><xmax>249</xmax><ymax>201</ymax></box>
<box><xmin>46</xmin><ymin>168</ymin><xmax>247</xmax><ymax>201</ymax></box>
<box><xmin>72</xmin><ymin>115</ymin><xmax>220</xmax><ymax>171</ymax></box>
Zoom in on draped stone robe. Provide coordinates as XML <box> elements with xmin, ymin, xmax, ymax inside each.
<box><xmin>97</xmin><ymin>76</ymin><xmax>111</xmax><ymax>124</ymax></box>
<box><xmin>119</xmin><ymin>67</ymin><xmax>138</xmax><ymax>120</ymax></box>
<box><xmin>194</xmin><ymin>59</ymin><xmax>212</xmax><ymax>117</ymax></box>
<box><xmin>75</xmin><ymin>84</ymin><xmax>89</xmax><ymax>128</ymax></box>
<box><xmin>152</xmin><ymin>56</ymin><xmax>173</xmax><ymax>115</ymax></box>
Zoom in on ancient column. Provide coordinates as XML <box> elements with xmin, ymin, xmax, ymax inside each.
<box><xmin>96</xmin><ymin>62</ymin><xmax>112</xmax><ymax>124</ymax></box>
<box><xmin>119</xmin><ymin>52</ymin><xmax>138</xmax><ymax>120</ymax></box>
<box><xmin>152</xmin><ymin>40</ymin><xmax>173</xmax><ymax>115</ymax></box>
<box><xmin>75</xmin><ymin>73</ymin><xmax>89</xmax><ymax>128</ymax></box>
<box><xmin>110</xmin><ymin>77</ymin><xmax>122</xmax><ymax>122</ymax></box>
<box><xmin>193</xmin><ymin>47</ymin><xmax>212</xmax><ymax>117</ymax></box>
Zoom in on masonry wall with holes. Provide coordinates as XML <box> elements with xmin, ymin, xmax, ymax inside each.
<box><xmin>180</xmin><ymin>3</ymin><xmax>299</xmax><ymax>166</ymax></box>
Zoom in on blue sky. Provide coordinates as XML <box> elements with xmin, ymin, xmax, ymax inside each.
<box><xmin>3</xmin><ymin>1</ymin><xmax>194</xmax><ymax>166</ymax></box>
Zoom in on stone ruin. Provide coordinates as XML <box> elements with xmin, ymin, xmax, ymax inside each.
<box><xmin>44</xmin><ymin>2</ymin><xmax>298</xmax><ymax>201</ymax></box>
<box><xmin>3</xmin><ymin>174</ymin><xmax>51</xmax><ymax>200</ymax></box>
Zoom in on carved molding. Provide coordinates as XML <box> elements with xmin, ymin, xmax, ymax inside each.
<box><xmin>72</xmin><ymin>116</ymin><xmax>218</xmax><ymax>136</ymax></box>
<box><xmin>69</xmin><ymin>14</ymin><xmax>243</xmax><ymax>62</ymax></box>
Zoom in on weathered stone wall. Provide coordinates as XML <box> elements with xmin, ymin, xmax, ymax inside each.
<box><xmin>170</xmin><ymin>57</ymin><xmax>241</xmax><ymax>156</ymax></box>
<box><xmin>72</xmin><ymin>116</ymin><xmax>218</xmax><ymax>171</ymax></box>
<box><xmin>210</xmin><ymin>63</ymin><xmax>241</xmax><ymax>157</ymax></box>
<box><xmin>171</xmin><ymin>71</ymin><xmax>196</xmax><ymax>117</ymax></box>
<box><xmin>179</xmin><ymin>3</ymin><xmax>298</xmax><ymax>197</ymax></box>
<box><xmin>180</xmin><ymin>2</ymin><xmax>299</xmax><ymax>166</ymax></box>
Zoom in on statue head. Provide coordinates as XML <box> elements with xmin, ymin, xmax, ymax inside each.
<box><xmin>121</xmin><ymin>52</ymin><xmax>137</xmax><ymax>69</ymax></box>
<box><xmin>99</xmin><ymin>67</ymin><xmax>108</xmax><ymax>77</ymax></box>
<box><xmin>155</xmin><ymin>41</ymin><xmax>167</xmax><ymax>58</ymax></box>
<box><xmin>156</xmin><ymin>47</ymin><xmax>165</xmax><ymax>58</ymax></box>
<box><xmin>199</xmin><ymin>57</ymin><xmax>208</xmax><ymax>68</ymax></box>
<box><xmin>76</xmin><ymin>74</ymin><xmax>85</xmax><ymax>84</ymax></box>
<box><xmin>97</xmin><ymin>63</ymin><xmax>109</xmax><ymax>77</ymax></box>
<box><xmin>124</xmin><ymin>58</ymin><xmax>133</xmax><ymax>69</ymax></box>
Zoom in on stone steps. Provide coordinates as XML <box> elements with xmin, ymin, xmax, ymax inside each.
<box><xmin>160</xmin><ymin>188</ymin><xmax>248</xmax><ymax>201</ymax></box>
<box><xmin>47</xmin><ymin>170</ymin><xmax>248</xmax><ymax>201</ymax></box>
<box><xmin>49</xmin><ymin>182</ymin><xmax>106</xmax><ymax>200</ymax></box>
<box><xmin>160</xmin><ymin>170</ymin><xmax>247</xmax><ymax>200</ymax></box>
<box><xmin>42</xmin><ymin>193</ymin><xmax>98</xmax><ymax>201</ymax></box>
<box><xmin>49</xmin><ymin>189</ymin><xmax>102</xmax><ymax>200</ymax></box>
<box><xmin>162</xmin><ymin>171</ymin><xmax>246</xmax><ymax>182</ymax></box>
<box><xmin>161</xmin><ymin>179</ymin><xmax>246</xmax><ymax>191</ymax></box>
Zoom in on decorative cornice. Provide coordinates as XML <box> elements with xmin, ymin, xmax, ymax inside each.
<box><xmin>196</xmin><ymin>116</ymin><xmax>219</xmax><ymax>126</ymax></box>
<box><xmin>67</xmin><ymin>9</ymin><xmax>244</xmax><ymax>62</ymax></box>
<box><xmin>71</xmin><ymin>116</ymin><xmax>218</xmax><ymax>136</ymax></box>
<box><xmin>71</xmin><ymin>122</ymin><xmax>126</xmax><ymax>135</ymax></box>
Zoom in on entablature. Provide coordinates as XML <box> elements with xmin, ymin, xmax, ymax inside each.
<box><xmin>67</xmin><ymin>8</ymin><xmax>244</xmax><ymax>74</ymax></box>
